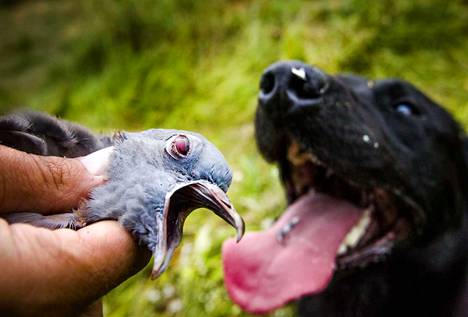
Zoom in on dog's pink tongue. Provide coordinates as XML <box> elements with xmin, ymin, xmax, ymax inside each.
<box><xmin>222</xmin><ymin>191</ymin><xmax>363</xmax><ymax>314</ymax></box>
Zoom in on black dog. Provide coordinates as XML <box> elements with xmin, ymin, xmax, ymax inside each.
<box><xmin>223</xmin><ymin>61</ymin><xmax>467</xmax><ymax>316</ymax></box>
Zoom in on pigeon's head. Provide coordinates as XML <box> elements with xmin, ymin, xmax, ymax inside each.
<box><xmin>84</xmin><ymin>129</ymin><xmax>244</xmax><ymax>279</ymax></box>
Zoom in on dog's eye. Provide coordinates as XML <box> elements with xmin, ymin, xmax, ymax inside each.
<box><xmin>393</xmin><ymin>102</ymin><xmax>419</xmax><ymax>116</ymax></box>
<box><xmin>166</xmin><ymin>135</ymin><xmax>190</xmax><ymax>159</ymax></box>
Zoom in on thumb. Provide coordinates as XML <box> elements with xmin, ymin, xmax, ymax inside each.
<box><xmin>0</xmin><ymin>145</ymin><xmax>105</xmax><ymax>214</ymax></box>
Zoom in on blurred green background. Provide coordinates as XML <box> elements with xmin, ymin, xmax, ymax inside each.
<box><xmin>0</xmin><ymin>0</ymin><xmax>467</xmax><ymax>316</ymax></box>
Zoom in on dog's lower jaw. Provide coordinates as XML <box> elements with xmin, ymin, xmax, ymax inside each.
<box><xmin>298</xmin><ymin>218</ymin><xmax>468</xmax><ymax>317</ymax></box>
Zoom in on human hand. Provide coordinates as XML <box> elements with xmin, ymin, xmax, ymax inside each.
<box><xmin>0</xmin><ymin>145</ymin><xmax>150</xmax><ymax>316</ymax></box>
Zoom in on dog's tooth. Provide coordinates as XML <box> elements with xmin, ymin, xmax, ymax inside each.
<box><xmin>337</xmin><ymin>207</ymin><xmax>372</xmax><ymax>254</ymax></box>
<box><xmin>347</xmin><ymin>208</ymin><xmax>371</xmax><ymax>245</ymax></box>
<box><xmin>288</xmin><ymin>142</ymin><xmax>307</xmax><ymax>165</ymax></box>
<box><xmin>337</xmin><ymin>244</ymin><xmax>348</xmax><ymax>255</ymax></box>
<box><xmin>287</xmin><ymin>141</ymin><xmax>323</xmax><ymax>166</ymax></box>
<box><xmin>292</xmin><ymin>154</ymin><xmax>310</xmax><ymax>166</ymax></box>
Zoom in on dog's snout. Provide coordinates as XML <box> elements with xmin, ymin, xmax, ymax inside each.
<box><xmin>258</xmin><ymin>61</ymin><xmax>329</xmax><ymax>115</ymax></box>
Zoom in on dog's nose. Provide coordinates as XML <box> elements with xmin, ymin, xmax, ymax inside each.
<box><xmin>258</xmin><ymin>61</ymin><xmax>329</xmax><ymax>114</ymax></box>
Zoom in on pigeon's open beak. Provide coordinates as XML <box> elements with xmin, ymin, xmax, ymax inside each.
<box><xmin>151</xmin><ymin>180</ymin><xmax>244</xmax><ymax>279</ymax></box>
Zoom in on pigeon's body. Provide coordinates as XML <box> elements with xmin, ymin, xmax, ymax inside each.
<box><xmin>0</xmin><ymin>111</ymin><xmax>244</xmax><ymax>278</ymax></box>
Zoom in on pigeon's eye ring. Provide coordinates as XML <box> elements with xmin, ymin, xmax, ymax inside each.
<box><xmin>166</xmin><ymin>134</ymin><xmax>191</xmax><ymax>159</ymax></box>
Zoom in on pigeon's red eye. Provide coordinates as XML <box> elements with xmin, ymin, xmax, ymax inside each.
<box><xmin>172</xmin><ymin>135</ymin><xmax>190</xmax><ymax>157</ymax></box>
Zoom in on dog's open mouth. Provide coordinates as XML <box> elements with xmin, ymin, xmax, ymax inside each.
<box><xmin>222</xmin><ymin>140</ymin><xmax>420</xmax><ymax>314</ymax></box>
<box><xmin>285</xmin><ymin>142</ymin><xmax>417</xmax><ymax>269</ymax></box>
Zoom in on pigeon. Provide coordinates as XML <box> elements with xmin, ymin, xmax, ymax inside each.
<box><xmin>1</xmin><ymin>111</ymin><xmax>244</xmax><ymax>279</ymax></box>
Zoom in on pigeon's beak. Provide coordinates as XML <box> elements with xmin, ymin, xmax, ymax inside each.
<box><xmin>151</xmin><ymin>181</ymin><xmax>244</xmax><ymax>279</ymax></box>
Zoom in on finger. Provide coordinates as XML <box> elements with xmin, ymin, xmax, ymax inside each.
<box><xmin>0</xmin><ymin>219</ymin><xmax>150</xmax><ymax>316</ymax></box>
<box><xmin>0</xmin><ymin>145</ymin><xmax>104</xmax><ymax>214</ymax></box>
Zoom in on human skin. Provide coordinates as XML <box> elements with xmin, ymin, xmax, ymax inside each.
<box><xmin>0</xmin><ymin>145</ymin><xmax>150</xmax><ymax>316</ymax></box>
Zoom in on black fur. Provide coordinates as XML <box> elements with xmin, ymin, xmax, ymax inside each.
<box><xmin>0</xmin><ymin>111</ymin><xmax>111</xmax><ymax>157</ymax></box>
<box><xmin>255</xmin><ymin>61</ymin><xmax>467</xmax><ymax>316</ymax></box>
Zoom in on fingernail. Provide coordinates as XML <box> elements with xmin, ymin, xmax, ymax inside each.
<box><xmin>79</xmin><ymin>146</ymin><xmax>115</xmax><ymax>177</ymax></box>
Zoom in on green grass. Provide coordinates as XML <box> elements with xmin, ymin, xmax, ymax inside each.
<box><xmin>1</xmin><ymin>0</ymin><xmax>467</xmax><ymax>316</ymax></box>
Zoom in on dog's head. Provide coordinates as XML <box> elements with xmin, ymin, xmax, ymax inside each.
<box><xmin>223</xmin><ymin>61</ymin><xmax>467</xmax><ymax>314</ymax></box>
